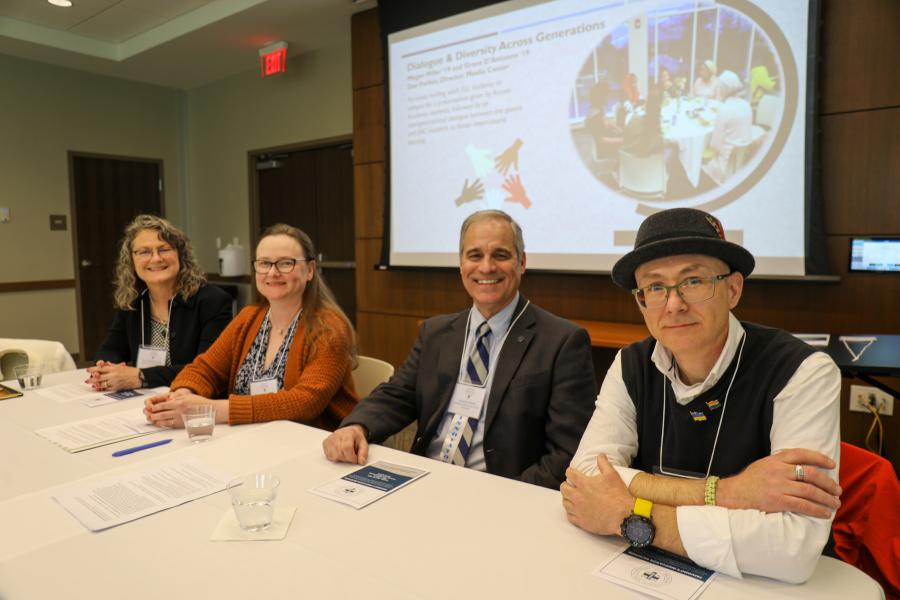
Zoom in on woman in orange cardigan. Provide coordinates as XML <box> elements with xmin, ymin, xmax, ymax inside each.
<box><xmin>144</xmin><ymin>224</ymin><xmax>358</xmax><ymax>431</ymax></box>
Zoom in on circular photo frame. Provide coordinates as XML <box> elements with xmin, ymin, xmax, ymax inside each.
<box><xmin>568</xmin><ymin>0</ymin><xmax>797</xmax><ymax>214</ymax></box>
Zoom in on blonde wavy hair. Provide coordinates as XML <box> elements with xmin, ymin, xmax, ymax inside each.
<box><xmin>113</xmin><ymin>215</ymin><xmax>206</xmax><ymax>310</ymax></box>
<box><xmin>257</xmin><ymin>223</ymin><xmax>357</xmax><ymax>365</ymax></box>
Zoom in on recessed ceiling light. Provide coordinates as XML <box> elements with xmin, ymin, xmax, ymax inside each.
<box><xmin>48</xmin><ymin>0</ymin><xmax>73</xmax><ymax>7</ymax></box>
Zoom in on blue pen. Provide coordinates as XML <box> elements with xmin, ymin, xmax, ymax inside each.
<box><xmin>112</xmin><ymin>438</ymin><xmax>173</xmax><ymax>457</ymax></box>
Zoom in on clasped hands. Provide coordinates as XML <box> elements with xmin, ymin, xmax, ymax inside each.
<box><xmin>143</xmin><ymin>388</ymin><xmax>218</xmax><ymax>429</ymax></box>
<box><xmin>561</xmin><ymin>448</ymin><xmax>842</xmax><ymax>537</ymax></box>
<box><xmin>85</xmin><ymin>360</ymin><xmax>141</xmax><ymax>392</ymax></box>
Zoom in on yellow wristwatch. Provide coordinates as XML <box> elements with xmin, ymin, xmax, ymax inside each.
<box><xmin>621</xmin><ymin>497</ymin><xmax>655</xmax><ymax>548</ymax></box>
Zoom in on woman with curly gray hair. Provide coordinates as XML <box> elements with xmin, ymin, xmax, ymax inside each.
<box><xmin>87</xmin><ymin>215</ymin><xmax>233</xmax><ymax>391</ymax></box>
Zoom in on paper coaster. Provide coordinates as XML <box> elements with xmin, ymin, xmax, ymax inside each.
<box><xmin>210</xmin><ymin>506</ymin><xmax>296</xmax><ymax>541</ymax></box>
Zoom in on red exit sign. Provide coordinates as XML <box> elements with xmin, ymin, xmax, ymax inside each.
<box><xmin>259</xmin><ymin>41</ymin><xmax>288</xmax><ymax>78</ymax></box>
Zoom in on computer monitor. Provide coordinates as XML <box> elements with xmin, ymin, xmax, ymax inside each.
<box><xmin>849</xmin><ymin>237</ymin><xmax>900</xmax><ymax>273</ymax></box>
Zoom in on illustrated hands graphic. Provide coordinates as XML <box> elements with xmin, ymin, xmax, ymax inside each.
<box><xmin>502</xmin><ymin>174</ymin><xmax>532</xmax><ymax>209</ymax></box>
<box><xmin>465</xmin><ymin>144</ymin><xmax>495</xmax><ymax>178</ymax></box>
<box><xmin>495</xmin><ymin>138</ymin><xmax>524</xmax><ymax>176</ymax></box>
<box><xmin>455</xmin><ymin>178</ymin><xmax>484</xmax><ymax>206</ymax></box>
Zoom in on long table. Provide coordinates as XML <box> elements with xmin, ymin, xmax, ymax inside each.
<box><xmin>0</xmin><ymin>371</ymin><xmax>884</xmax><ymax>599</ymax></box>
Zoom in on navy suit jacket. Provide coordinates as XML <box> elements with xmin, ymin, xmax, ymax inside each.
<box><xmin>342</xmin><ymin>296</ymin><xmax>597</xmax><ymax>489</ymax></box>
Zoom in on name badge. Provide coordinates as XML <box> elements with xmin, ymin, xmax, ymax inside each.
<box><xmin>136</xmin><ymin>345</ymin><xmax>167</xmax><ymax>368</ymax></box>
<box><xmin>448</xmin><ymin>382</ymin><xmax>487</xmax><ymax>419</ymax></box>
<box><xmin>250</xmin><ymin>378</ymin><xmax>279</xmax><ymax>395</ymax></box>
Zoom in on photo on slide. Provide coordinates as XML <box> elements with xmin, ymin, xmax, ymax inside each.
<box><xmin>568</xmin><ymin>0</ymin><xmax>797</xmax><ymax>212</ymax></box>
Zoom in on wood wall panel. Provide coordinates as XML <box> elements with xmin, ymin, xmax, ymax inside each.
<box><xmin>352</xmin><ymin>85</ymin><xmax>385</xmax><ymax>165</ymax></box>
<box><xmin>738</xmin><ymin>236</ymin><xmax>900</xmax><ymax>334</ymax></box>
<box><xmin>354</xmin><ymin>163</ymin><xmax>385</xmax><ymax>239</ymax></box>
<box><xmin>820</xmin><ymin>0</ymin><xmax>900</xmax><ymax>114</ymax></box>
<box><xmin>351</xmin><ymin>9</ymin><xmax>384</xmax><ymax>90</ymax></box>
<box><xmin>356</xmin><ymin>238</ymin><xmax>470</xmax><ymax>317</ymax></box>
<box><xmin>356</xmin><ymin>311</ymin><xmax>421</xmax><ymax>369</ymax></box>
<box><xmin>821</xmin><ymin>108</ymin><xmax>900</xmax><ymax>235</ymax></box>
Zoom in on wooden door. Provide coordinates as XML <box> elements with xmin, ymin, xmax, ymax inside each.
<box><xmin>255</xmin><ymin>143</ymin><xmax>356</xmax><ymax>323</ymax></box>
<box><xmin>70</xmin><ymin>154</ymin><xmax>163</xmax><ymax>361</ymax></box>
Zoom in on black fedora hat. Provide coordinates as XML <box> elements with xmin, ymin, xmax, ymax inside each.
<box><xmin>611</xmin><ymin>208</ymin><xmax>755</xmax><ymax>289</ymax></box>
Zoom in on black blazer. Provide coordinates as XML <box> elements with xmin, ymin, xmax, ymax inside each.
<box><xmin>95</xmin><ymin>284</ymin><xmax>233</xmax><ymax>387</ymax></box>
<box><xmin>342</xmin><ymin>296</ymin><xmax>597</xmax><ymax>489</ymax></box>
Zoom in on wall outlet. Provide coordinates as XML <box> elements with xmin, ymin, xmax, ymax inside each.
<box><xmin>849</xmin><ymin>385</ymin><xmax>894</xmax><ymax>416</ymax></box>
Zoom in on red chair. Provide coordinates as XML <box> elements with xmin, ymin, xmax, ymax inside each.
<box><xmin>833</xmin><ymin>442</ymin><xmax>900</xmax><ymax>599</ymax></box>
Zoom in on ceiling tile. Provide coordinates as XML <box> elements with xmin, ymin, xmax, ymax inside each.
<box><xmin>120</xmin><ymin>0</ymin><xmax>218</xmax><ymax>21</ymax></box>
<box><xmin>68</xmin><ymin>4</ymin><xmax>167</xmax><ymax>43</ymax></box>
<box><xmin>1</xmin><ymin>0</ymin><xmax>122</xmax><ymax>30</ymax></box>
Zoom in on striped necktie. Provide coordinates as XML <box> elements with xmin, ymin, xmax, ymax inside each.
<box><xmin>440</xmin><ymin>321</ymin><xmax>491</xmax><ymax>466</ymax></box>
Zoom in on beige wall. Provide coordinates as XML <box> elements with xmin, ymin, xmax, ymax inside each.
<box><xmin>0</xmin><ymin>54</ymin><xmax>181</xmax><ymax>354</ymax></box>
<box><xmin>185</xmin><ymin>44</ymin><xmax>353</xmax><ymax>272</ymax></box>
<box><xmin>0</xmin><ymin>290</ymin><xmax>79</xmax><ymax>352</ymax></box>
<box><xmin>0</xmin><ymin>42</ymin><xmax>353</xmax><ymax>356</ymax></box>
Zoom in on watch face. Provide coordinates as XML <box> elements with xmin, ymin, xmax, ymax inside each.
<box><xmin>621</xmin><ymin>515</ymin><xmax>655</xmax><ymax>548</ymax></box>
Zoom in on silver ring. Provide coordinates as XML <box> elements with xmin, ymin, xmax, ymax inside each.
<box><xmin>794</xmin><ymin>464</ymin><xmax>805</xmax><ymax>482</ymax></box>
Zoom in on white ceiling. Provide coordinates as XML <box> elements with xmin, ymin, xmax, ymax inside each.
<box><xmin>0</xmin><ymin>0</ymin><xmax>376</xmax><ymax>89</ymax></box>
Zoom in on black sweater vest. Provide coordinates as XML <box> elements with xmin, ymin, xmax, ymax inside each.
<box><xmin>621</xmin><ymin>322</ymin><xmax>816</xmax><ymax>478</ymax></box>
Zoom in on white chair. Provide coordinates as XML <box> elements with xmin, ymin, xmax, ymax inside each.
<box><xmin>755</xmin><ymin>93</ymin><xmax>780</xmax><ymax>129</ymax></box>
<box><xmin>751</xmin><ymin>93</ymin><xmax>780</xmax><ymax>145</ymax></box>
<box><xmin>351</xmin><ymin>355</ymin><xmax>417</xmax><ymax>453</ymax></box>
<box><xmin>702</xmin><ymin>140</ymin><xmax>753</xmax><ymax>186</ymax></box>
<box><xmin>352</xmin><ymin>355</ymin><xmax>394</xmax><ymax>397</ymax></box>
<box><xmin>0</xmin><ymin>338</ymin><xmax>76</xmax><ymax>380</ymax></box>
<box><xmin>618</xmin><ymin>149</ymin><xmax>667</xmax><ymax>198</ymax></box>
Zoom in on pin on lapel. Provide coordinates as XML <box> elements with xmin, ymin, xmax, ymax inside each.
<box><xmin>517</xmin><ymin>335</ymin><xmax>525</xmax><ymax>343</ymax></box>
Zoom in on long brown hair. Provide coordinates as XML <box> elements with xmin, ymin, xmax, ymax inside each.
<box><xmin>113</xmin><ymin>214</ymin><xmax>206</xmax><ymax>310</ymax></box>
<box><xmin>257</xmin><ymin>224</ymin><xmax>357</xmax><ymax>364</ymax></box>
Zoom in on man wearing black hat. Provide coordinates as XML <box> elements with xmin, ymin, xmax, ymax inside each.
<box><xmin>561</xmin><ymin>208</ymin><xmax>841</xmax><ymax>583</ymax></box>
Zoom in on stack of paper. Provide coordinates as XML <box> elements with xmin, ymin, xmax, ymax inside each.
<box><xmin>35</xmin><ymin>409</ymin><xmax>159</xmax><ymax>453</ymax></box>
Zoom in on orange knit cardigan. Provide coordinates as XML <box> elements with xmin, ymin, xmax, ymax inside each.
<box><xmin>170</xmin><ymin>304</ymin><xmax>358</xmax><ymax>430</ymax></box>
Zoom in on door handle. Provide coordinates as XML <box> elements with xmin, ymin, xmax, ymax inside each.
<box><xmin>80</xmin><ymin>259</ymin><xmax>95</xmax><ymax>267</ymax></box>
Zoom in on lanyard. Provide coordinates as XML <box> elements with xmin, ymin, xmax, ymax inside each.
<box><xmin>459</xmin><ymin>299</ymin><xmax>531</xmax><ymax>388</ymax></box>
<box><xmin>253</xmin><ymin>308</ymin><xmax>303</xmax><ymax>378</ymax></box>
<box><xmin>139</xmin><ymin>291</ymin><xmax>174</xmax><ymax>350</ymax></box>
<box><xmin>657</xmin><ymin>332</ymin><xmax>746</xmax><ymax>480</ymax></box>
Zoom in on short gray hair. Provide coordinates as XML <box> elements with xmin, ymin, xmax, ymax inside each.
<box><xmin>716</xmin><ymin>70</ymin><xmax>743</xmax><ymax>98</ymax></box>
<box><xmin>458</xmin><ymin>210</ymin><xmax>525</xmax><ymax>261</ymax></box>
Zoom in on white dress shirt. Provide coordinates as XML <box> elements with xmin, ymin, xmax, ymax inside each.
<box><xmin>571</xmin><ymin>313</ymin><xmax>841</xmax><ymax>582</ymax></box>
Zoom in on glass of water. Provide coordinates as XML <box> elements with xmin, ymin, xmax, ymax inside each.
<box><xmin>227</xmin><ymin>474</ymin><xmax>281</xmax><ymax>532</ymax></box>
<box><xmin>14</xmin><ymin>365</ymin><xmax>42</xmax><ymax>390</ymax></box>
<box><xmin>182</xmin><ymin>404</ymin><xmax>216</xmax><ymax>443</ymax></box>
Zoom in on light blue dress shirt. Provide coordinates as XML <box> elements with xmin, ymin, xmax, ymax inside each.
<box><xmin>425</xmin><ymin>293</ymin><xmax>520</xmax><ymax>471</ymax></box>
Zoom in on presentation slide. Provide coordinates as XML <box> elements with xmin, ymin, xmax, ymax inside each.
<box><xmin>388</xmin><ymin>0</ymin><xmax>811</xmax><ymax>276</ymax></box>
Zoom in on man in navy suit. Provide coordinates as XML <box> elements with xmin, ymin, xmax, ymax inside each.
<box><xmin>323</xmin><ymin>210</ymin><xmax>597</xmax><ymax>488</ymax></box>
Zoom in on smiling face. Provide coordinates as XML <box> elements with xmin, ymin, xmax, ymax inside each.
<box><xmin>254</xmin><ymin>234</ymin><xmax>313</xmax><ymax>306</ymax></box>
<box><xmin>459</xmin><ymin>218</ymin><xmax>525</xmax><ymax>319</ymax></box>
<box><xmin>634</xmin><ymin>254</ymin><xmax>742</xmax><ymax>360</ymax></box>
<box><xmin>131</xmin><ymin>229</ymin><xmax>180</xmax><ymax>289</ymax></box>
